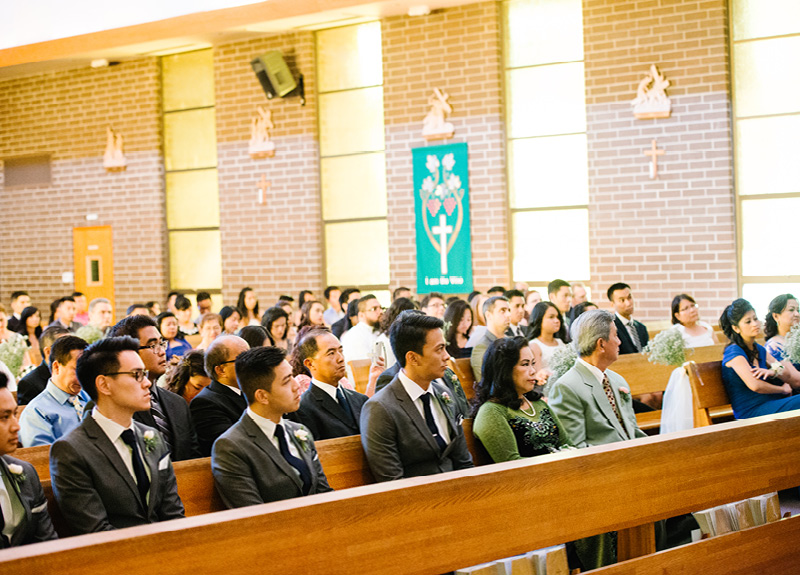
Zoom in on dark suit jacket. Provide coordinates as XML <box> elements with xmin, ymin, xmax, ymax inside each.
<box><xmin>376</xmin><ymin>364</ymin><xmax>468</xmax><ymax>421</ymax></box>
<box><xmin>331</xmin><ymin>317</ymin><xmax>348</xmax><ymax>339</ymax></box>
<box><xmin>7</xmin><ymin>316</ymin><xmax>22</xmax><ymax>333</ymax></box>
<box><xmin>289</xmin><ymin>382</ymin><xmax>368</xmax><ymax>440</ymax></box>
<box><xmin>614</xmin><ymin>317</ymin><xmax>649</xmax><ymax>355</ymax></box>
<box><xmin>49</xmin><ymin>416</ymin><xmax>184</xmax><ymax>534</ymax></box>
<box><xmin>0</xmin><ymin>455</ymin><xmax>57</xmax><ymax>548</ymax></box>
<box><xmin>16</xmin><ymin>361</ymin><xmax>50</xmax><ymax>405</ymax></box>
<box><xmin>134</xmin><ymin>385</ymin><xmax>199</xmax><ymax>461</ymax></box>
<box><xmin>360</xmin><ymin>376</ymin><xmax>473</xmax><ymax>482</ymax></box>
<box><xmin>211</xmin><ymin>413</ymin><xmax>333</xmax><ymax>508</ymax></box>
<box><xmin>505</xmin><ymin>324</ymin><xmax>531</xmax><ymax>340</ymax></box>
<box><xmin>190</xmin><ymin>380</ymin><xmax>248</xmax><ymax>456</ymax></box>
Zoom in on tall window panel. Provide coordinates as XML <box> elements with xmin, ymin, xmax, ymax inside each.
<box><xmin>161</xmin><ymin>49</ymin><xmax>223</xmax><ymax>309</ymax></box>
<box><xmin>316</xmin><ymin>22</ymin><xmax>389</xmax><ymax>298</ymax></box>
<box><xmin>504</xmin><ymin>0</ymin><xmax>588</xmax><ymax>289</ymax></box>
<box><xmin>732</xmin><ymin>0</ymin><xmax>800</xmax><ymax>315</ymax></box>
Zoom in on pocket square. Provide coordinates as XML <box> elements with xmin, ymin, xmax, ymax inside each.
<box><xmin>31</xmin><ymin>503</ymin><xmax>48</xmax><ymax>514</ymax></box>
<box><xmin>158</xmin><ymin>455</ymin><xmax>171</xmax><ymax>471</ymax></box>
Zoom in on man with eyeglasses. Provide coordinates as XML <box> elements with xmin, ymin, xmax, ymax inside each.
<box><xmin>420</xmin><ymin>292</ymin><xmax>446</xmax><ymax>320</ymax></box>
<box><xmin>50</xmin><ymin>336</ymin><xmax>185</xmax><ymax>533</ymax></box>
<box><xmin>108</xmin><ymin>315</ymin><xmax>199</xmax><ymax>461</ymax></box>
<box><xmin>341</xmin><ymin>294</ymin><xmax>383</xmax><ymax>367</ymax></box>
<box><xmin>191</xmin><ymin>335</ymin><xmax>250</xmax><ymax>456</ymax></box>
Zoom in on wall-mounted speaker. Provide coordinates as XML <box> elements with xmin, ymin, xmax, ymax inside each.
<box><xmin>251</xmin><ymin>51</ymin><xmax>297</xmax><ymax>99</ymax></box>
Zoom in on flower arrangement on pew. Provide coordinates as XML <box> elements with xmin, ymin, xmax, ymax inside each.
<box><xmin>75</xmin><ymin>324</ymin><xmax>104</xmax><ymax>344</ymax></box>
<box><xmin>0</xmin><ymin>334</ymin><xmax>32</xmax><ymax>379</ymax></box>
<box><xmin>782</xmin><ymin>324</ymin><xmax>800</xmax><ymax>364</ymax></box>
<box><xmin>545</xmin><ymin>345</ymin><xmax>577</xmax><ymax>394</ymax></box>
<box><xmin>643</xmin><ymin>328</ymin><xmax>686</xmax><ymax>366</ymax></box>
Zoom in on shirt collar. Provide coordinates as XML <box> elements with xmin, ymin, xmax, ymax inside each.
<box><xmin>91</xmin><ymin>406</ymin><xmax>132</xmax><ymax>444</ymax></box>
<box><xmin>576</xmin><ymin>357</ymin><xmax>606</xmax><ymax>386</ymax></box>
<box><xmin>398</xmin><ymin>369</ymin><xmax>432</xmax><ymax>402</ymax></box>
<box><xmin>311</xmin><ymin>378</ymin><xmax>338</xmax><ymax>401</ymax></box>
<box><xmin>246</xmin><ymin>407</ymin><xmax>284</xmax><ymax>440</ymax></box>
<box><xmin>218</xmin><ymin>381</ymin><xmax>242</xmax><ymax>395</ymax></box>
<box><xmin>615</xmin><ymin>312</ymin><xmax>633</xmax><ymax>326</ymax></box>
<box><xmin>46</xmin><ymin>379</ymin><xmax>88</xmax><ymax>406</ymax></box>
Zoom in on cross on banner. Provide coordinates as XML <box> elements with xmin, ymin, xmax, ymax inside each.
<box><xmin>431</xmin><ymin>214</ymin><xmax>453</xmax><ymax>275</ymax></box>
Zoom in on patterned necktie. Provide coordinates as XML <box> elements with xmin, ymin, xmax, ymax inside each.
<box><xmin>120</xmin><ymin>429</ymin><xmax>150</xmax><ymax>506</ymax></box>
<box><xmin>602</xmin><ymin>375</ymin><xmax>629</xmax><ymax>439</ymax></box>
<box><xmin>149</xmin><ymin>394</ymin><xmax>173</xmax><ymax>453</ymax></box>
<box><xmin>420</xmin><ymin>394</ymin><xmax>447</xmax><ymax>452</ymax></box>
<box><xmin>275</xmin><ymin>424</ymin><xmax>312</xmax><ymax>495</ymax></box>
<box><xmin>335</xmin><ymin>386</ymin><xmax>354</xmax><ymax>424</ymax></box>
<box><xmin>627</xmin><ymin>320</ymin><xmax>642</xmax><ymax>352</ymax></box>
<box><xmin>69</xmin><ymin>395</ymin><xmax>84</xmax><ymax>420</ymax></box>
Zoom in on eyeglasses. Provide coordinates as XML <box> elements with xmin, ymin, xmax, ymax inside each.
<box><xmin>139</xmin><ymin>340</ymin><xmax>168</xmax><ymax>353</ymax></box>
<box><xmin>105</xmin><ymin>369</ymin><xmax>150</xmax><ymax>382</ymax></box>
<box><xmin>218</xmin><ymin>359</ymin><xmax>236</xmax><ymax>366</ymax></box>
<box><xmin>679</xmin><ymin>304</ymin><xmax>699</xmax><ymax>313</ymax></box>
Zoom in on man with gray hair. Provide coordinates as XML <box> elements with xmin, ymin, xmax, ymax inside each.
<box><xmin>88</xmin><ymin>298</ymin><xmax>114</xmax><ymax>334</ymax></box>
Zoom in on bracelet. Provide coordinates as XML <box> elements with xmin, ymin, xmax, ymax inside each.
<box><xmin>770</xmin><ymin>362</ymin><xmax>785</xmax><ymax>376</ymax></box>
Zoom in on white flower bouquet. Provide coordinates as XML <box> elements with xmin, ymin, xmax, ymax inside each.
<box><xmin>75</xmin><ymin>325</ymin><xmax>104</xmax><ymax>344</ymax></box>
<box><xmin>644</xmin><ymin>328</ymin><xmax>686</xmax><ymax>366</ymax></box>
<box><xmin>783</xmin><ymin>324</ymin><xmax>800</xmax><ymax>365</ymax></box>
<box><xmin>0</xmin><ymin>335</ymin><xmax>29</xmax><ymax>379</ymax></box>
<box><xmin>545</xmin><ymin>345</ymin><xmax>578</xmax><ymax>394</ymax></box>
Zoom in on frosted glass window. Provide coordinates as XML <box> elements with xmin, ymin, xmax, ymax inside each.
<box><xmin>512</xmin><ymin>209</ymin><xmax>589</xmax><ymax>281</ymax></box>
<box><xmin>164</xmin><ymin>108</ymin><xmax>218</xmax><ymax>171</ymax></box>
<box><xmin>319</xmin><ymin>88</ymin><xmax>385</xmax><ymax>156</ymax></box>
<box><xmin>509</xmin><ymin>134</ymin><xmax>588</xmax><ymax>208</ymax></box>
<box><xmin>162</xmin><ymin>49</ymin><xmax>215</xmax><ymax>112</ymax></box>
<box><xmin>742</xmin><ymin>283</ymin><xmax>800</xmax><ymax>320</ymax></box>
<box><xmin>321</xmin><ymin>153</ymin><xmax>387</xmax><ymax>220</ymax></box>
<box><xmin>166</xmin><ymin>169</ymin><xmax>220</xmax><ymax>229</ymax></box>
<box><xmin>169</xmin><ymin>230</ymin><xmax>222</xmax><ymax>290</ymax></box>
<box><xmin>732</xmin><ymin>0</ymin><xmax>800</xmax><ymax>41</ymax></box>
<box><xmin>325</xmin><ymin>221</ymin><xmax>390</xmax><ymax>286</ymax></box>
<box><xmin>507</xmin><ymin>63</ymin><xmax>586</xmax><ymax>138</ymax></box>
<box><xmin>736</xmin><ymin>116</ymin><xmax>800</xmax><ymax>196</ymax></box>
<box><xmin>317</xmin><ymin>22</ymin><xmax>383</xmax><ymax>92</ymax></box>
<box><xmin>734</xmin><ymin>37</ymin><xmax>800</xmax><ymax>118</ymax></box>
<box><xmin>504</xmin><ymin>0</ymin><xmax>583</xmax><ymax>68</ymax></box>
<box><xmin>741</xmin><ymin>198</ymin><xmax>800</xmax><ymax>276</ymax></box>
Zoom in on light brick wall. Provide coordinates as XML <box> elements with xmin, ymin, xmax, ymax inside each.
<box><xmin>584</xmin><ymin>0</ymin><xmax>737</xmax><ymax>322</ymax></box>
<box><xmin>0</xmin><ymin>60</ymin><xmax>167</xmax><ymax>320</ymax></box>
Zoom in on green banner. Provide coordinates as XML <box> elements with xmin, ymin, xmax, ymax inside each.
<box><xmin>412</xmin><ymin>143</ymin><xmax>473</xmax><ymax>294</ymax></box>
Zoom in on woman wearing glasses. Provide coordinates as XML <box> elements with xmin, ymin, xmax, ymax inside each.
<box><xmin>670</xmin><ymin>294</ymin><xmax>718</xmax><ymax>347</ymax></box>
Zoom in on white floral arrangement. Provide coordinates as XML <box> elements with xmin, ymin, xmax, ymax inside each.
<box><xmin>294</xmin><ymin>428</ymin><xmax>309</xmax><ymax>451</ymax></box>
<box><xmin>7</xmin><ymin>462</ymin><xmax>26</xmax><ymax>484</ymax></box>
<box><xmin>143</xmin><ymin>430</ymin><xmax>157</xmax><ymax>453</ymax></box>
<box><xmin>545</xmin><ymin>345</ymin><xmax>578</xmax><ymax>394</ymax></box>
<box><xmin>0</xmin><ymin>335</ymin><xmax>29</xmax><ymax>379</ymax></box>
<box><xmin>75</xmin><ymin>324</ymin><xmax>104</xmax><ymax>344</ymax></box>
<box><xmin>783</xmin><ymin>324</ymin><xmax>800</xmax><ymax>365</ymax></box>
<box><xmin>643</xmin><ymin>328</ymin><xmax>686</xmax><ymax>366</ymax></box>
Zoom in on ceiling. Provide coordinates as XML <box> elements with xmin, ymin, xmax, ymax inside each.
<box><xmin>0</xmin><ymin>0</ymin><xmax>481</xmax><ymax>80</ymax></box>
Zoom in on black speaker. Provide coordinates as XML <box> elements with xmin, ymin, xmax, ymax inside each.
<box><xmin>251</xmin><ymin>51</ymin><xmax>297</xmax><ymax>99</ymax></box>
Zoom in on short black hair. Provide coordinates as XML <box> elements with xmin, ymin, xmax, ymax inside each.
<box><xmin>174</xmin><ymin>295</ymin><xmax>192</xmax><ymax>311</ymax></box>
<box><xmin>324</xmin><ymin>286</ymin><xmax>340</xmax><ymax>300</ymax></box>
<box><xmin>421</xmin><ymin>292</ymin><xmax>444</xmax><ymax>309</ymax></box>
<box><xmin>71</xmin><ymin>292</ymin><xmax>85</xmax><ymax>298</ymax></box>
<box><xmin>240</xmin><ymin>325</ymin><xmax>269</xmax><ymax>349</ymax></box>
<box><xmin>503</xmin><ymin>289</ymin><xmax>525</xmax><ymax>300</ymax></box>
<box><xmin>155</xmin><ymin>311</ymin><xmax>177</xmax><ymax>332</ymax></box>
<box><xmin>392</xmin><ymin>286</ymin><xmax>411</xmax><ymax>300</ymax></box>
<box><xmin>49</xmin><ymin>335</ymin><xmax>89</xmax><ymax>369</ymax></box>
<box><xmin>235</xmin><ymin>346</ymin><xmax>287</xmax><ymax>404</ymax></box>
<box><xmin>548</xmin><ymin>279</ymin><xmax>570</xmax><ymax>296</ymax></box>
<box><xmin>126</xmin><ymin>303</ymin><xmax>149</xmax><ymax>315</ymax></box>
<box><xmin>76</xmin><ymin>336</ymin><xmax>141</xmax><ymax>401</ymax></box>
<box><xmin>357</xmin><ymin>294</ymin><xmax>378</xmax><ymax>314</ymax></box>
<box><xmin>339</xmin><ymin>288</ymin><xmax>360</xmax><ymax>308</ymax></box>
<box><xmin>10</xmin><ymin>291</ymin><xmax>28</xmax><ymax>301</ymax></box>
<box><xmin>41</xmin><ymin>325</ymin><xmax>70</xmax><ymax>351</ymax></box>
<box><xmin>108</xmin><ymin>314</ymin><xmax>158</xmax><ymax>340</ymax></box>
<box><xmin>278</xmin><ymin>295</ymin><xmax>294</xmax><ymax>303</ymax></box>
<box><xmin>196</xmin><ymin>291</ymin><xmax>211</xmax><ymax>303</ymax></box>
<box><xmin>483</xmin><ymin>295</ymin><xmax>509</xmax><ymax>316</ymax></box>
<box><xmin>389</xmin><ymin>310</ymin><xmax>444</xmax><ymax>368</ymax></box>
<box><xmin>488</xmin><ymin>286</ymin><xmax>506</xmax><ymax>294</ymax></box>
<box><xmin>168</xmin><ymin>291</ymin><xmax>180</xmax><ymax>299</ymax></box>
<box><xmin>0</xmin><ymin>370</ymin><xmax>7</xmax><ymax>389</ymax></box>
<box><xmin>607</xmin><ymin>282</ymin><xmax>631</xmax><ymax>302</ymax></box>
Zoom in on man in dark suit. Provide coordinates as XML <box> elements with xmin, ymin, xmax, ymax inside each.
<box><xmin>16</xmin><ymin>325</ymin><xmax>69</xmax><ymax>405</ymax></box>
<box><xmin>190</xmin><ymin>335</ymin><xmax>249</xmax><ymax>456</ymax></box>
<box><xmin>6</xmin><ymin>292</ymin><xmax>30</xmax><ymax>333</ymax></box>
<box><xmin>0</xmin><ymin>371</ymin><xmax>57</xmax><ymax>548</ymax></box>
<box><xmin>503</xmin><ymin>289</ymin><xmax>531</xmax><ymax>339</ymax></box>
<box><xmin>361</xmin><ymin>311</ymin><xmax>473</xmax><ymax>482</ymax></box>
<box><xmin>108</xmin><ymin>315</ymin><xmax>199</xmax><ymax>461</ymax></box>
<box><xmin>331</xmin><ymin>289</ymin><xmax>361</xmax><ymax>339</ymax></box>
<box><xmin>289</xmin><ymin>328</ymin><xmax>368</xmax><ymax>440</ymax></box>
<box><xmin>607</xmin><ymin>283</ymin><xmax>649</xmax><ymax>355</ymax></box>
<box><xmin>211</xmin><ymin>347</ymin><xmax>333</xmax><ymax>508</ymax></box>
<box><xmin>50</xmin><ymin>337</ymin><xmax>184</xmax><ymax>533</ymax></box>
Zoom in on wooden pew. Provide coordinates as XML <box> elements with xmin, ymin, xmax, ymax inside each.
<box><xmin>449</xmin><ymin>357</ymin><xmax>476</xmax><ymax>401</ymax></box>
<box><xmin>5</xmin><ymin>413</ymin><xmax>800</xmax><ymax>574</ymax></box>
<box><xmin>685</xmin><ymin>360</ymin><xmax>731</xmax><ymax>427</ymax></box>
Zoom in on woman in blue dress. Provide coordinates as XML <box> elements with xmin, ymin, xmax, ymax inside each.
<box><xmin>720</xmin><ymin>298</ymin><xmax>800</xmax><ymax>419</ymax></box>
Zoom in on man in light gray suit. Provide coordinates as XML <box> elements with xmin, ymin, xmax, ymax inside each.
<box><xmin>212</xmin><ymin>346</ymin><xmax>332</xmax><ymax>508</ymax></box>
<box><xmin>361</xmin><ymin>311</ymin><xmax>473</xmax><ymax>482</ymax></box>
<box><xmin>50</xmin><ymin>337</ymin><xmax>184</xmax><ymax>534</ymax></box>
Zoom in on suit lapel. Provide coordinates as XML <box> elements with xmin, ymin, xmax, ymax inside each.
<box><xmin>285</xmin><ymin>422</ymin><xmax>316</xmax><ymax>488</ymax></box>
<box><xmin>311</xmin><ymin>385</ymin><xmax>356</xmax><ymax>430</ymax></box>
<box><xmin>615</xmin><ymin>317</ymin><xmax>634</xmax><ymax>353</ymax></box>
<box><xmin>391</xmin><ymin>380</ymin><xmax>440</xmax><ymax>455</ymax></box>
<box><xmin>243</xmin><ymin>415</ymin><xmax>303</xmax><ymax>491</ymax></box>
<box><xmin>577</xmin><ymin>363</ymin><xmax>628</xmax><ymax>439</ymax></box>
<box><xmin>134</xmin><ymin>423</ymin><xmax>160</xmax><ymax>516</ymax></box>
<box><xmin>608</xmin><ymin>371</ymin><xmax>636</xmax><ymax>439</ymax></box>
<box><xmin>0</xmin><ymin>456</ymin><xmax>30</xmax><ymax>547</ymax></box>
<box><xmin>83</xmin><ymin>417</ymin><xmax>143</xmax><ymax>508</ymax></box>
<box><xmin>431</xmin><ymin>382</ymin><xmax>460</xmax><ymax>458</ymax></box>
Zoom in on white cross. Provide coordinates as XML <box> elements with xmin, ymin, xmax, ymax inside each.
<box><xmin>431</xmin><ymin>214</ymin><xmax>453</xmax><ymax>275</ymax></box>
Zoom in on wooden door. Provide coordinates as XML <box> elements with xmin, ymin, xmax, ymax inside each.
<box><xmin>73</xmin><ymin>226</ymin><xmax>115</xmax><ymax>311</ymax></box>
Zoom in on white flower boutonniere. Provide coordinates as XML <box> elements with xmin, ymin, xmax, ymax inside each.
<box><xmin>440</xmin><ymin>392</ymin><xmax>452</xmax><ymax>406</ymax></box>
<box><xmin>143</xmin><ymin>430</ymin><xmax>157</xmax><ymax>453</ymax></box>
<box><xmin>618</xmin><ymin>386</ymin><xmax>631</xmax><ymax>402</ymax></box>
<box><xmin>294</xmin><ymin>429</ymin><xmax>310</xmax><ymax>451</ymax></box>
<box><xmin>7</xmin><ymin>463</ymin><xmax>26</xmax><ymax>484</ymax></box>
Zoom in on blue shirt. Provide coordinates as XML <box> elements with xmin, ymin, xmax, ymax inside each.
<box><xmin>18</xmin><ymin>380</ymin><xmax>90</xmax><ymax>447</ymax></box>
<box><xmin>166</xmin><ymin>338</ymin><xmax>193</xmax><ymax>361</ymax></box>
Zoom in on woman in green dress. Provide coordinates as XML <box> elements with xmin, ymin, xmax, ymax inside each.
<box><xmin>472</xmin><ymin>336</ymin><xmax>572</xmax><ymax>461</ymax></box>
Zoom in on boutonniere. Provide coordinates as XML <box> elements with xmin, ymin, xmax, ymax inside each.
<box><xmin>618</xmin><ymin>386</ymin><xmax>631</xmax><ymax>402</ymax></box>
<box><xmin>440</xmin><ymin>391</ymin><xmax>452</xmax><ymax>406</ymax></box>
<box><xmin>143</xmin><ymin>430</ymin><xmax>157</xmax><ymax>453</ymax></box>
<box><xmin>294</xmin><ymin>429</ymin><xmax>310</xmax><ymax>451</ymax></box>
<box><xmin>7</xmin><ymin>463</ymin><xmax>26</xmax><ymax>484</ymax></box>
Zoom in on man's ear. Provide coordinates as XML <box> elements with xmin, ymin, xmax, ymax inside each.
<box><xmin>254</xmin><ymin>387</ymin><xmax>269</xmax><ymax>405</ymax></box>
<box><xmin>303</xmin><ymin>357</ymin><xmax>314</xmax><ymax>371</ymax></box>
<box><xmin>51</xmin><ymin>360</ymin><xmax>62</xmax><ymax>376</ymax></box>
<box><xmin>95</xmin><ymin>375</ymin><xmax>112</xmax><ymax>398</ymax></box>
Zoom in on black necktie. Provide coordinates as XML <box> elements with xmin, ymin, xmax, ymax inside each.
<box><xmin>120</xmin><ymin>429</ymin><xmax>150</xmax><ymax>506</ymax></box>
<box><xmin>275</xmin><ymin>424</ymin><xmax>312</xmax><ymax>495</ymax></box>
<box><xmin>336</xmin><ymin>386</ymin><xmax>355</xmax><ymax>424</ymax></box>
<box><xmin>420</xmin><ymin>394</ymin><xmax>447</xmax><ymax>452</ymax></box>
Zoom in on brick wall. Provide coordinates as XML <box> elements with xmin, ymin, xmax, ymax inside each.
<box><xmin>383</xmin><ymin>3</ymin><xmax>508</xmax><ymax>294</ymax></box>
<box><xmin>0</xmin><ymin>60</ymin><xmax>166</xmax><ymax>320</ymax></box>
<box><xmin>584</xmin><ymin>0</ymin><xmax>738</xmax><ymax>322</ymax></box>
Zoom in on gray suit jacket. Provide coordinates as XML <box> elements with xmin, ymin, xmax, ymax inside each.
<box><xmin>360</xmin><ymin>376</ymin><xmax>473</xmax><ymax>482</ymax></box>
<box><xmin>0</xmin><ymin>455</ymin><xmax>57</xmax><ymax>548</ymax></box>
<box><xmin>211</xmin><ymin>413</ymin><xmax>333</xmax><ymax>509</ymax></box>
<box><xmin>470</xmin><ymin>330</ymin><xmax>498</xmax><ymax>383</ymax></box>
<box><xmin>549</xmin><ymin>361</ymin><xmax>647</xmax><ymax>448</ymax></box>
<box><xmin>50</xmin><ymin>416</ymin><xmax>185</xmax><ymax>534</ymax></box>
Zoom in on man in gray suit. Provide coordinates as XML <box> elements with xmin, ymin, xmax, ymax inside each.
<box><xmin>361</xmin><ymin>311</ymin><xmax>473</xmax><ymax>482</ymax></box>
<box><xmin>212</xmin><ymin>346</ymin><xmax>332</xmax><ymax>508</ymax></box>
<box><xmin>50</xmin><ymin>337</ymin><xmax>185</xmax><ymax>534</ymax></box>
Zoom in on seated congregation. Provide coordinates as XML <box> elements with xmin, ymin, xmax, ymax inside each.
<box><xmin>2</xmin><ymin>281</ymin><xmax>800</xmax><ymax>572</ymax></box>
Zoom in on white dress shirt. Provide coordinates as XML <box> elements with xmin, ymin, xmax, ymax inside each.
<box><xmin>398</xmin><ymin>370</ymin><xmax>451</xmax><ymax>444</ymax></box>
<box><xmin>311</xmin><ymin>378</ymin><xmax>339</xmax><ymax>402</ymax></box>
<box><xmin>576</xmin><ymin>357</ymin><xmax>606</xmax><ymax>385</ymax></box>
<box><xmin>91</xmin><ymin>408</ymin><xmax>151</xmax><ymax>486</ymax></box>
<box><xmin>246</xmin><ymin>408</ymin><xmax>302</xmax><ymax>460</ymax></box>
